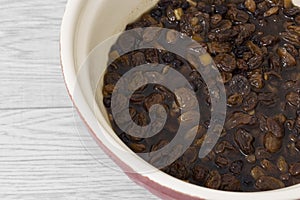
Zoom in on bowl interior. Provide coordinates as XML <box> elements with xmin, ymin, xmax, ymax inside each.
<box><xmin>74</xmin><ymin>0</ymin><xmax>159</xmax><ymax>125</ymax></box>
<box><xmin>66</xmin><ymin>0</ymin><xmax>300</xmax><ymax>199</ymax></box>
<box><xmin>74</xmin><ymin>0</ymin><xmax>159</xmax><ymax>71</ymax></box>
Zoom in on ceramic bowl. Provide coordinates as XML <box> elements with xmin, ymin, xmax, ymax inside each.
<box><xmin>60</xmin><ymin>0</ymin><xmax>300</xmax><ymax>199</ymax></box>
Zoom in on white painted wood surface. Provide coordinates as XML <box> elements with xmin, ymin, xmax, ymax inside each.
<box><xmin>0</xmin><ymin>1</ymin><xmax>159</xmax><ymax>199</ymax></box>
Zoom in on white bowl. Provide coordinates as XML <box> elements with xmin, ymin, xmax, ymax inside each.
<box><xmin>60</xmin><ymin>0</ymin><xmax>300</xmax><ymax>199</ymax></box>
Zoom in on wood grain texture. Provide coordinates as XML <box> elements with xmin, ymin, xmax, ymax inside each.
<box><xmin>0</xmin><ymin>108</ymin><xmax>158</xmax><ymax>200</ymax></box>
<box><xmin>0</xmin><ymin>0</ymin><xmax>71</xmax><ymax>109</ymax></box>
<box><xmin>0</xmin><ymin>1</ymin><xmax>159</xmax><ymax>199</ymax></box>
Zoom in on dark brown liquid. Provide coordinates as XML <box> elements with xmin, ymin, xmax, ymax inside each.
<box><xmin>102</xmin><ymin>0</ymin><xmax>300</xmax><ymax>192</ymax></box>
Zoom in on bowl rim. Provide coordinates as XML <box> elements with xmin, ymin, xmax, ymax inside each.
<box><xmin>60</xmin><ymin>0</ymin><xmax>300</xmax><ymax>199</ymax></box>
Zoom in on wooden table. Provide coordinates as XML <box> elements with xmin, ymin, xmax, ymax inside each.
<box><xmin>0</xmin><ymin>1</ymin><xmax>159</xmax><ymax>199</ymax></box>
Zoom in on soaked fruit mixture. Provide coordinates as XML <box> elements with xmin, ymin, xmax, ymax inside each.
<box><xmin>101</xmin><ymin>0</ymin><xmax>300</xmax><ymax>192</ymax></box>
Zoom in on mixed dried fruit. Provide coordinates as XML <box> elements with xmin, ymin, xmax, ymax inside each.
<box><xmin>102</xmin><ymin>0</ymin><xmax>300</xmax><ymax>192</ymax></box>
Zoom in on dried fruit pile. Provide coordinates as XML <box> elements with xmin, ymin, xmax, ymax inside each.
<box><xmin>102</xmin><ymin>0</ymin><xmax>300</xmax><ymax>192</ymax></box>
